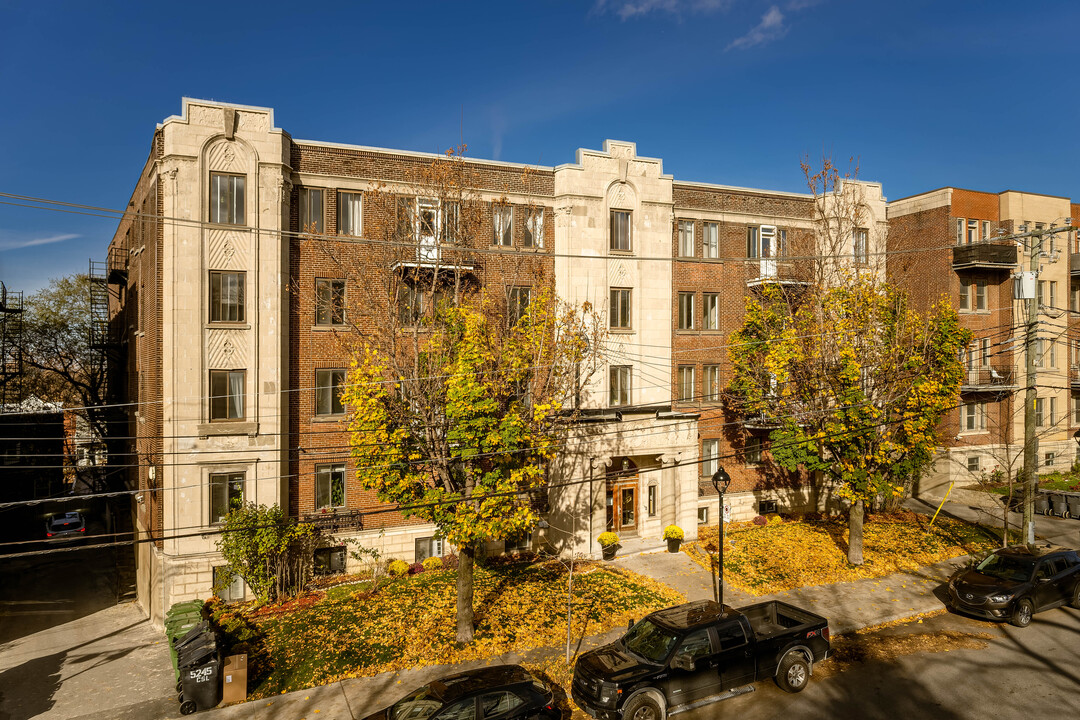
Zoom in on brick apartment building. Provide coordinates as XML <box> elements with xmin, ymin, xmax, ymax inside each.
<box><xmin>108</xmin><ymin>98</ymin><xmax>892</xmax><ymax>622</ymax></box>
<box><xmin>888</xmin><ymin>188</ymin><xmax>1080</xmax><ymax>495</ymax></box>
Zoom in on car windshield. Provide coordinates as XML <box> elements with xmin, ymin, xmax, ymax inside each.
<box><xmin>976</xmin><ymin>553</ymin><xmax>1035</xmax><ymax>583</ymax></box>
<box><xmin>390</xmin><ymin>685</ymin><xmax>443</xmax><ymax>720</ymax></box>
<box><xmin>622</xmin><ymin>619</ymin><xmax>679</xmax><ymax>664</ymax></box>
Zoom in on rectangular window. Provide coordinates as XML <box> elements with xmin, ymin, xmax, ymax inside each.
<box><xmin>492</xmin><ymin>203</ymin><xmax>512</xmax><ymax>246</ymax></box>
<box><xmin>213</xmin><ymin>566</ymin><xmax>244</xmax><ymax>602</ymax></box>
<box><xmin>703</xmin><ymin>222</ymin><xmax>719</xmax><ymax>258</ymax></box>
<box><xmin>678</xmin><ymin>220</ymin><xmax>695</xmax><ymax>257</ymax></box>
<box><xmin>697</xmin><ymin>506</ymin><xmax>709</xmax><ymax>525</ymax></box>
<box><xmin>442</xmin><ymin>201</ymin><xmax>460</xmax><ymax>243</ymax></box>
<box><xmin>610</xmin><ymin>288</ymin><xmax>631</xmax><ymax>329</ymax></box>
<box><xmin>1050</xmin><ymin>339</ymin><xmax>1057</xmax><ymax>368</ymax></box>
<box><xmin>209</xmin><ymin>271</ymin><xmax>245</xmax><ymax>323</ymax></box>
<box><xmin>609</xmin><ymin>365</ymin><xmax>631</xmax><ymax>407</ymax></box>
<box><xmin>1072</xmin><ymin>284</ymin><xmax>1080</xmax><ymax>313</ymax></box>
<box><xmin>745</xmin><ymin>437</ymin><xmax>762</xmax><ymax>465</ymax></box>
<box><xmin>1038</xmin><ymin>280</ymin><xmax>1045</xmax><ymax>307</ymax></box>
<box><xmin>746</xmin><ymin>226</ymin><xmax>759</xmax><ymax>258</ymax></box>
<box><xmin>210</xmin><ymin>173</ymin><xmax>245</xmax><ymax>225</ymax></box>
<box><xmin>982</xmin><ymin>221</ymin><xmax>991</xmax><ymax>239</ymax></box>
<box><xmin>415</xmin><ymin>536</ymin><xmax>444</xmax><ymax>563</ymax></box>
<box><xmin>967</xmin><ymin>456</ymin><xmax>980</xmax><ymax>472</ymax></box>
<box><xmin>611</xmin><ymin>210</ymin><xmax>631</xmax><ymax>251</ymax></box>
<box><xmin>337</xmin><ymin>191</ymin><xmax>363</xmax><ymax>236</ymax></box>
<box><xmin>702</xmin><ymin>293</ymin><xmax>719</xmax><ymax>330</ymax></box>
<box><xmin>313</xmin><ymin>546</ymin><xmax>346</xmax><ymax>576</ymax></box>
<box><xmin>508</xmin><ymin>287</ymin><xmax>531</xmax><ymax>325</ymax></box>
<box><xmin>960</xmin><ymin>278</ymin><xmax>986</xmax><ymax>311</ymax></box>
<box><xmin>703</xmin><ymin>365</ymin><xmax>721</xmax><ymax>401</ymax></box>
<box><xmin>777</xmin><ymin>229</ymin><xmax>788</xmax><ymax>258</ymax></box>
<box><xmin>678</xmin><ymin>292</ymin><xmax>695</xmax><ymax>330</ymax></box>
<box><xmin>210</xmin><ymin>472</ymin><xmax>244</xmax><ymax>524</ymax></box>
<box><xmin>962</xmin><ymin>401</ymin><xmax>987</xmax><ymax>431</ymax></box>
<box><xmin>1044</xmin><ymin>452</ymin><xmax>1056</xmax><ymax>468</ymax></box>
<box><xmin>315</xmin><ymin>463</ymin><xmax>346</xmax><ymax>509</ymax></box>
<box><xmin>967</xmin><ymin>219</ymin><xmax>979</xmax><ymax>244</ymax></box>
<box><xmin>1074</xmin><ymin>396</ymin><xmax>1080</xmax><ymax>424</ymax></box>
<box><xmin>315</xmin><ymin>369</ymin><xmax>346</xmax><ymax>416</ymax></box>
<box><xmin>975</xmin><ymin>280</ymin><xmax>986</xmax><ymax>310</ymax></box>
<box><xmin>315</xmin><ymin>279</ymin><xmax>346</xmax><ymax>326</ymax></box>
<box><xmin>209</xmin><ymin>370</ymin><xmax>245</xmax><ymax>421</ymax></box>
<box><xmin>956</xmin><ymin>218</ymin><xmax>965</xmax><ymax>245</ymax></box>
<box><xmin>1050</xmin><ymin>396</ymin><xmax>1058</xmax><ymax>426</ymax></box>
<box><xmin>647</xmin><ymin>485</ymin><xmax>657</xmax><ymax>517</ymax></box>
<box><xmin>396</xmin><ymin>196</ymin><xmax>415</xmax><ymax>239</ymax></box>
<box><xmin>1050</xmin><ymin>281</ymin><xmax>1058</xmax><ymax>310</ymax></box>
<box><xmin>524</xmin><ymin>207</ymin><xmax>544</xmax><ymax>248</ymax></box>
<box><xmin>677</xmin><ymin>366</ymin><xmax>695</xmax><ymax>402</ymax></box>
<box><xmin>853</xmin><ymin>228</ymin><xmax>869</xmax><ymax>264</ymax></box>
<box><xmin>702</xmin><ymin>438</ymin><xmax>718</xmax><ymax>477</ymax></box>
<box><xmin>300</xmin><ymin>187</ymin><xmax>324</xmax><ymax>233</ymax></box>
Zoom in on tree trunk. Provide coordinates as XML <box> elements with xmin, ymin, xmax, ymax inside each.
<box><xmin>456</xmin><ymin>543</ymin><xmax>476</xmax><ymax>644</ymax></box>
<box><xmin>848</xmin><ymin>498</ymin><xmax>865</xmax><ymax>566</ymax></box>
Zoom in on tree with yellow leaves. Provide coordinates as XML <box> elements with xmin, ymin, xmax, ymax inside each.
<box><xmin>727</xmin><ymin>276</ymin><xmax>969</xmax><ymax>565</ymax></box>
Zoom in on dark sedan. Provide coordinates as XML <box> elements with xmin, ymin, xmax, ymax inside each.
<box><xmin>948</xmin><ymin>544</ymin><xmax>1080</xmax><ymax>627</ymax></box>
<box><xmin>361</xmin><ymin>664</ymin><xmax>560</xmax><ymax>720</ymax></box>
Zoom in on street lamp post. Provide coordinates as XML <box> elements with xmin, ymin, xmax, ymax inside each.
<box><xmin>711</xmin><ymin>466</ymin><xmax>732</xmax><ymax>607</ymax></box>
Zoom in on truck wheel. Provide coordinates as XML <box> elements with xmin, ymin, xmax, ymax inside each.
<box><xmin>1010</xmin><ymin>598</ymin><xmax>1033</xmax><ymax>628</ymax></box>
<box><xmin>623</xmin><ymin>693</ymin><xmax>664</xmax><ymax>720</ymax></box>
<box><xmin>776</xmin><ymin>653</ymin><xmax>810</xmax><ymax>693</ymax></box>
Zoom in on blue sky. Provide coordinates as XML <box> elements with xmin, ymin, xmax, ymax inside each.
<box><xmin>1</xmin><ymin>0</ymin><xmax>1078</xmax><ymax>293</ymax></box>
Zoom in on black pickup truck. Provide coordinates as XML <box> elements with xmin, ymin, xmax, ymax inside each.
<box><xmin>571</xmin><ymin>599</ymin><xmax>830</xmax><ymax>720</ymax></box>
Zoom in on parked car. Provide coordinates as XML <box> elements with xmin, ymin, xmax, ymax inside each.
<box><xmin>44</xmin><ymin>511</ymin><xmax>86</xmax><ymax>540</ymax></box>
<box><xmin>360</xmin><ymin>664</ymin><xmax>560</xmax><ymax>720</ymax></box>
<box><xmin>571</xmin><ymin>599</ymin><xmax>830</xmax><ymax>720</ymax></box>
<box><xmin>947</xmin><ymin>544</ymin><xmax>1080</xmax><ymax>627</ymax></box>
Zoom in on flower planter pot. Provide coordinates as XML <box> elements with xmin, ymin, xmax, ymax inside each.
<box><xmin>601</xmin><ymin>544</ymin><xmax>618</xmax><ymax>561</ymax></box>
<box><xmin>667</xmin><ymin>538</ymin><xmax>682</xmax><ymax>553</ymax></box>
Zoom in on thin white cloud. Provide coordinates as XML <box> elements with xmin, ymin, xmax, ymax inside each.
<box><xmin>727</xmin><ymin>5</ymin><xmax>787</xmax><ymax>50</ymax></box>
<box><xmin>593</xmin><ymin>0</ymin><xmax>734</xmax><ymax>21</ymax></box>
<box><xmin>0</xmin><ymin>232</ymin><xmax>79</xmax><ymax>251</ymax></box>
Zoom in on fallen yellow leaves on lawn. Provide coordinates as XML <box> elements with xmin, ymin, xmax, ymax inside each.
<box><xmin>685</xmin><ymin>511</ymin><xmax>1001</xmax><ymax>596</ymax></box>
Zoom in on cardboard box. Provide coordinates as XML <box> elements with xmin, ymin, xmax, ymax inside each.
<box><xmin>221</xmin><ymin>654</ymin><xmax>248</xmax><ymax>705</ymax></box>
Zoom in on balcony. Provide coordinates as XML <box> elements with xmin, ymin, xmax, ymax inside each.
<box><xmin>961</xmin><ymin>365</ymin><xmax>1019</xmax><ymax>393</ymax></box>
<box><xmin>951</xmin><ymin>243</ymin><xmax>1017</xmax><ymax>271</ymax></box>
<box><xmin>745</xmin><ymin>260</ymin><xmax>811</xmax><ymax>288</ymax></box>
<box><xmin>742</xmin><ymin>411</ymin><xmax>784</xmax><ymax>430</ymax></box>
<box><xmin>302</xmin><ymin>508</ymin><xmax>364</xmax><ymax>532</ymax></box>
<box><xmin>1071</xmin><ymin>366</ymin><xmax>1080</xmax><ymax>390</ymax></box>
<box><xmin>1071</xmin><ymin>254</ymin><xmax>1080</xmax><ymax>277</ymax></box>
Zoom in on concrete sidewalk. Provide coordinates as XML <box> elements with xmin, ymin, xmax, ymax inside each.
<box><xmin>66</xmin><ymin>493</ymin><xmax>1080</xmax><ymax>719</ymax></box>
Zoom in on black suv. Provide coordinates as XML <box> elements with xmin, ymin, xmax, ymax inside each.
<box><xmin>948</xmin><ymin>544</ymin><xmax>1080</xmax><ymax>627</ymax></box>
<box><xmin>360</xmin><ymin>664</ymin><xmax>560</xmax><ymax>720</ymax></box>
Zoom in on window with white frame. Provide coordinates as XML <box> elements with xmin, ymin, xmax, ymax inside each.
<box><xmin>524</xmin><ymin>207</ymin><xmax>544</xmax><ymax>248</ymax></box>
<box><xmin>966</xmin><ymin>456</ymin><xmax>980</xmax><ymax>472</ymax></box>
<box><xmin>492</xmin><ymin>203</ymin><xmax>512</xmax><ymax>246</ymax></box>
<box><xmin>1050</xmin><ymin>396</ymin><xmax>1058</xmax><ymax>426</ymax></box>
<box><xmin>1044</xmin><ymin>452</ymin><xmax>1056</xmax><ymax>467</ymax></box>
<box><xmin>677</xmin><ymin>366</ymin><xmax>695</xmax><ymax>402</ymax></box>
<box><xmin>315</xmin><ymin>369</ymin><xmax>346</xmax><ymax>416</ymax></box>
<box><xmin>610</xmin><ymin>288</ymin><xmax>631</xmax><ymax>329</ymax></box>
<box><xmin>702</xmin><ymin>438</ymin><xmax>718</xmax><ymax>476</ymax></box>
<box><xmin>213</xmin><ymin>566</ymin><xmax>245</xmax><ymax>602</ymax></box>
<box><xmin>611</xmin><ymin>210</ymin><xmax>631</xmax><ymax>251</ymax></box>
<box><xmin>961</xmin><ymin>401</ymin><xmax>987</xmax><ymax>432</ymax></box>
<box><xmin>955</xmin><ymin>218</ymin><xmax>965</xmax><ymax>245</ymax></box>
<box><xmin>210</xmin><ymin>271</ymin><xmax>245</xmax><ymax>323</ymax></box>
<box><xmin>300</xmin><ymin>187</ymin><xmax>324</xmax><ymax>233</ymax></box>
<box><xmin>853</xmin><ymin>228</ymin><xmax>869</xmax><ymax>264</ymax></box>
<box><xmin>1035</xmin><ymin>397</ymin><xmax>1045</xmax><ymax>428</ymax></box>
<box><xmin>210</xmin><ymin>173</ymin><xmax>245</xmax><ymax>225</ymax></box>
<box><xmin>703</xmin><ymin>222</ymin><xmax>719</xmax><ymax>258</ymax></box>
<box><xmin>678</xmin><ymin>220</ymin><xmax>695</xmax><ymax>257</ymax></box>
<box><xmin>338</xmin><ymin>191</ymin><xmax>363</xmax><ymax>236</ymax></box>
<box><xmin>209</xmin><ymin>370</ymin><xmax>245</xmax><ymax>421</ymax></box>
<box><xmin>703</xmin><ymin>365</ymin><xmax>721</xmax><ymax>401</ymax></box>
<box><xmin>609</xmin><ymin>366</ymin><xmax>631</xmax><ymax>407</ymax></box>
<box><xmin>415</xmin><ymin>536</ymin><xmax>444</xmax><ymax>562</ymax></box>
<box><xmin>701</xmin><ymin>294</ymin><xmax>719</xmax><ymax>330</ymax></box>
<box><xmin>315</xmin><ymin>463</ymin><xmax>345</xmax><ymax>509</ymax></box>
<box><xmin>210</xmin><ymin>471</ymin><xmax>244</xmax><ymax>524</ymax></box>
<box><xmin>982</xmin><ymin>221</ymin><xmax>991</xmax><ymax>239</ymax></box>
<box><xmin>678</xmin><ymin>292</ymin><xmax>695</xmax><ymax>330</ymax></box>
<box><xmin>959</xmin><ymin>278</ymin><xmax>987</xmax><ymax>311</ymax></box>
<box><xmin>1073</xmin><ymin>395</ymin><xmax>1080</xmax><ymax>424</ymax></box>
<box><xmin>967</xmin><ymin>219</ymin><xmax>979</xmax><ymax>244</ymax></box>
<box><xmin>313</xmin><ymin>546</ymin><xmax>346</xmax><ymax>575</ymax></box>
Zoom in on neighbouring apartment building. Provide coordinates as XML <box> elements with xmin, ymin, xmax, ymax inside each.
<box><xmin>109</xmin><ymin>99</ymin><xmax>889</xmax><ymax>623</ymax></box>
<box><xmin>888</xmin><ymin>188</ymin><xmax>1080</xmax><ymax>495</ymax></box>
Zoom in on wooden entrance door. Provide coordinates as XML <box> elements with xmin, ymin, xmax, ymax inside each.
<box><xmin>607</xmin><ymin>481</ymin><xmax>638</xmax><ymax>534</ymax></box>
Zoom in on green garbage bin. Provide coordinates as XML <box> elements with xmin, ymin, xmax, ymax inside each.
<box><xmin>167</xmin><ymin>600</ymin><xmax>205</xmax><ymax>619</ymax></box>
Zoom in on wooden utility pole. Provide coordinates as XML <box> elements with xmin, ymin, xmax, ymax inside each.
<box><xmin>1021</xmin><ymin>228</ymin><xmax>1040</xmax><ymax>549</ymax></box>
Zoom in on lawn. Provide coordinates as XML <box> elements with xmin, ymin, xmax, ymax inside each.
<box><xmin>685</xmin><ymin>511</ymin><xmax>1008</xmax><ymax>596</ymax></box>
<box><xmin>982</xmin><ymin>470</ymin><xmax>1080</xmax><ymax>495</ymax></box>
<box><xmin>208</xmin><ymin>559</ymin><xmax>682</xmax><ymax>700</ymax></box>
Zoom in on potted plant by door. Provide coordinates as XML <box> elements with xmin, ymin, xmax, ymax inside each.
<box><xmin>597</xmin><ymin>532</ymin><xmax>620</xmax><ymax>560</ymax></box>
<box><xmin>663</xmin><ymin>525</ymin><xmax>684</xmax><ymax>553</ymax></box>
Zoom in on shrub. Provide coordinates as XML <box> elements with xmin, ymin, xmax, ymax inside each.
<box><xmin>440</xmin><ymin>553</ymin><xmax>459</xmax><ymax>570</ymax></box>
<box><xmin>408</xmin><ymin>561</ymin><xmax>424</xmax><ymax>575</ymax></box>
<box><xmin>752</xmin><ymin>515</ymin><xmax>767</xmax><ymax>526</ymax></box>
<box><xmin>387</xmin><ymin>559</ymin><xmax>409</xmax><ymax>577</ymax></box>
<box><xmin>422</xmin><ymin>556</ymin><xmax>443</xmax><ymax>571</ymax></box>
<box><xmin>662</xmin><ymin>525</ymin><xmax>684</xmax><ymax>541</ymax></box>
<box><xmin>597</xmin><ymin>532</ymin><xmax>620</xmax><ymax>548</ymax></box>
